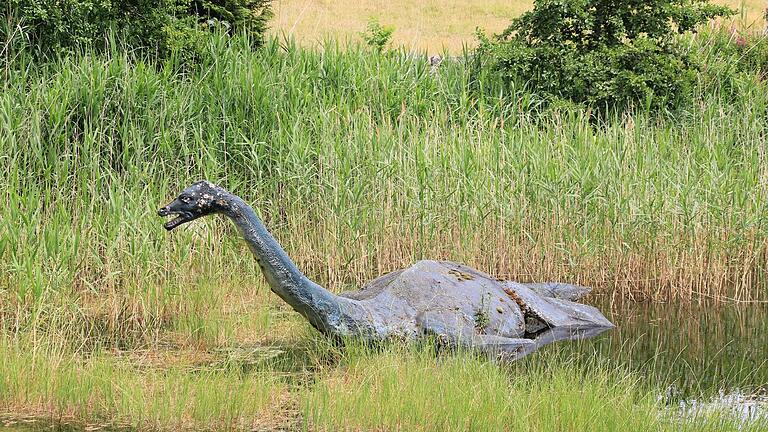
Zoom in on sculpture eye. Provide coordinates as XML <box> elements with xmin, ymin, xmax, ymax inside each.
<box><xmin>180</xmin><ymin>195</ymin><xmax>191</xmax><ymax>204</ymax></box>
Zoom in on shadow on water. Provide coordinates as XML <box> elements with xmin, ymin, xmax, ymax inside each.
<box><xmin>560</xmin><ymin>299</ymin><xmax>768</xmax><ymax>398</ymax></box>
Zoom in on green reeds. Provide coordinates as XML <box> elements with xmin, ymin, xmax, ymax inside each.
<box><xmin>0</xmin><ymin>336</ymin><xmax>289</xmax><ymax>430</ymax></box>
<box><xmin>305</xmin><ymin>343</ymin><xmax>768</xmax><ymax>432</ymax></box>
<box><xmin>1</xmin><ymin>30</ymin><xmax>767</xmax><ymax>430</ymax></box>
<box><xmin>2</xmin><ymin>34</ymin><xmax>767</xmax><ymax>312</ymax></box>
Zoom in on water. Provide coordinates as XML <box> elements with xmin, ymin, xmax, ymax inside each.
<box><xmin>679</xmin><ymin>391</ymin><xmax>768</xmax><ymax>423</ymax></box>
<box><xmin>585</xmin><ymin>300</ymin><xmax>768</xmax><ymax>397</ymax></box>
<box><xmin>555</xmin><ymin>299</ymin><xmax>768</xmax><ymax>422</ymax></box>
<box><xmin>2</xmin><ymin>301</ymin><xmax>767</xmax><ymax>430</ymax></box>
<box><xmin>0</xmin><ymin>421</ymin><xmax>126</xmax><ymax>432</ymax></box>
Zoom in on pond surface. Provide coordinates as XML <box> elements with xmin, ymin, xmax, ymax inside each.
<box><xmin>0</xmin><ymin>421</ymin><xmax>128</xmax><ymax>432</ymax></box>
<box><xmin>549</xmin><ymin>299</ymin><xmax>768</xmax><ymax>423</ymax></box>
<box><xmin>583</xmin><ymin>300</ymin><xmax>767</xmax><ymax>397</ymax></box>
<box><xmin>1</xmin><ymin>300</ymin><xmax>766</xmax><ymax>431</ymax></box>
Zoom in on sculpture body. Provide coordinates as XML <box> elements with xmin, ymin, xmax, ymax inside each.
<box><xmin>159</xmin><ymin>181</ymin><xmax>614</xmax><ymax>360</ymax></box>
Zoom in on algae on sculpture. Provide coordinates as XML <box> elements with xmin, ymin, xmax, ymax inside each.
<box><xmin>159</xmin><ymin>181</ymin><xmax>614</xmax><ymax>359</ymax></box>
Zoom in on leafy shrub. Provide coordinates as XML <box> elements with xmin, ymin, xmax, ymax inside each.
<box><xmin>476</xmin><ymin>0</ymin><xmax>734</xmax><ymax>112</ymax></box>
<box><xmin>361</xmin><ymin>18</ymin><xmax>394</xmax><ymax>52</ymax></box>
<box><xmin>1</xmin><ymin>0</ymin><xmax>272</xmax><ymax>60</ymax></box>
<box><xmin>189</xmin><ymin>0</ymin><xmax>272</xmax><ymax>39</ymax></box>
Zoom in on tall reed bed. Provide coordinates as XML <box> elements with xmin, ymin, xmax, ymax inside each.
<box><xmin>1</xmin><ymin>32</ymin><xmax>767</xmax><ymax>351</ymax></box>
<box><xmin>1</xmin><ymin>30</ymin><xmax>767</xmax><ymax>426</ymax></box>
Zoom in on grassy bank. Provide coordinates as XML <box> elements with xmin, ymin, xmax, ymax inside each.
<box><xmin>0</xmin><ymin>337</ymin><xmax>289</xmax><ymax>430</ymax></box>
<box><xmin>306</xmin><ymin>345</ymin><xmax>767</xmax><ymax>432</ymax></box>
<box><xmin>1</xmin><ymin>30</ymin><xmax>768</xmax><ymax>428</ymax></box>
<box><xmin>270</xmin><ymin>0</ymin><xmax>768</xmax><ymax>51</ymax></box>
<box><xmin>2</xmin><ymin>337</ymin><xmax>765</xmax><ymax>431</ymax></box>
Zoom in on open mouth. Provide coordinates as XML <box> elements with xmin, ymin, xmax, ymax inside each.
<box><xmin>158</xmin><ymin>208</ymin><xmax>194</xmax><ymax>231</ymax></box>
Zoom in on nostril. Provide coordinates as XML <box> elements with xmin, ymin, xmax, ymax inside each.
<box><xmin>158</xmin><ymin>207</ymin><xmax>169</xmax><ymax>216</ymax></box>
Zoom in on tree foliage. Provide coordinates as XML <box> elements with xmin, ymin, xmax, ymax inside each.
<box><xmin>361</xmin><ymin>18</ymin><xmax>394</xmax><ymax>52</ymax></box>
<box><xmin>1</xmin><ymin>0</ymin><xmax>272</xmax><ymax>60</ymax></box>
<box><xmin>477</xmin><ymin>0</ymin><xmax>734</xmax><ymax>112</ymax></box>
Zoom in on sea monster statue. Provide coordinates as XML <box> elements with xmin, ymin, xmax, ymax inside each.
<box><xmin>159</xmin><ymin>181</ymin><xmax>614</xmax><ymax>360</ymax></box>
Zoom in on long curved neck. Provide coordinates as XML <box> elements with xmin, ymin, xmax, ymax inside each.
<box><xmin>222</xmin><ymin>195</ymin><xmax>342</xmax><ymax>333</ymax></box>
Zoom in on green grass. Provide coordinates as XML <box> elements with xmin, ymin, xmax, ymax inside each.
<box><xmin>306</xmin><ymin>345</ymin><xmax>660</xmax><ymax>431</ymax></box>
<box><xmin>0</xmin><ymin>337</ymin><xmax>290</xmax><ymax>430</ymax></box>
<box><xmin>1</xmin><ymin>28</ymin><xmax>768</xmax><ymax>430</ymax></box>
<box><xmin>2</xmin><ymin>32</ymin><xmax>768</xmax><ymax>315</ymax></box>
<box><xmin>2</xmin><ymin>337</ymin><xmax>765</xmax><ymax>431</ymax></box>
<box><xmin>306</xmin><ymin>345</ymin><xmax>768</xmax><ymax>432</ymax></box>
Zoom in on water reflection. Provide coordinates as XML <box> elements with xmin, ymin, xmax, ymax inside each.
<box><xmin>566</xmin><ymin>300</ymin><xmax>768</xmax><ymax>397</ymax></box>
<box><xmin>0</xmin><ymin>422</ymin><xmax>108</xmax><ymax>432</ymax></box>
<box><xmin>679</xmin><ymin>391</ymin><xmax>768</xmax><ymax>422</ymax></box>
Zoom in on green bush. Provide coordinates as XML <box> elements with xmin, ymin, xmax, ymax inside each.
<box><xmin>476</xmin><ymin>0</ymin><xmax>733</xmax><ymax>112</ymax></box>
<box><xmin>1</xmin><ymin>0</ymin><xmax>272</xmax><ymax>60</ymax></box>
<box><xmin>361</xmin><ymin>18</ymin><xmax>394</xmax><ymax>52</ymax></box>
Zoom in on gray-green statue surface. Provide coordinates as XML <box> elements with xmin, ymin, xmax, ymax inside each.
<box><xmin>159</xmin><ymin>181</ymin><xmax>614</xmax><ymax>360</ymax></box>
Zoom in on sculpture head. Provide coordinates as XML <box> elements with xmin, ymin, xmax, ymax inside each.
<box><xmin>158</xmin><ymin>181</ymin><xmax>231</xmax><ymax>231</ymax></box>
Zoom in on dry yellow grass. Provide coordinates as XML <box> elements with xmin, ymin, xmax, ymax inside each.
<box><xmin>270</xmin><ymin>0</ymin><xmax>767</xmax><ymax>52</ymax></box>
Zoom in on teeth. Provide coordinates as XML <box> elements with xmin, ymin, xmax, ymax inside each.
<box><xmin>163</xmin><ymin>214</ymin><xmax>187</xmax><ymax>230</ymax></box>
<box><xmin>161</xmin><ymin>210</ymin><xmax>194</xmax><ymax>231</ymax></box>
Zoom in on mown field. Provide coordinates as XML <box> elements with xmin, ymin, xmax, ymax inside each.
<box><xmin>270</xmin><ymin>0</ymin><xmax>767</xmax><ymax>51</ymax></box>
<box><xmin>1</xmin><ymin>17</ymin><xmax>768</xmax><ymax>431</ymax></box>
